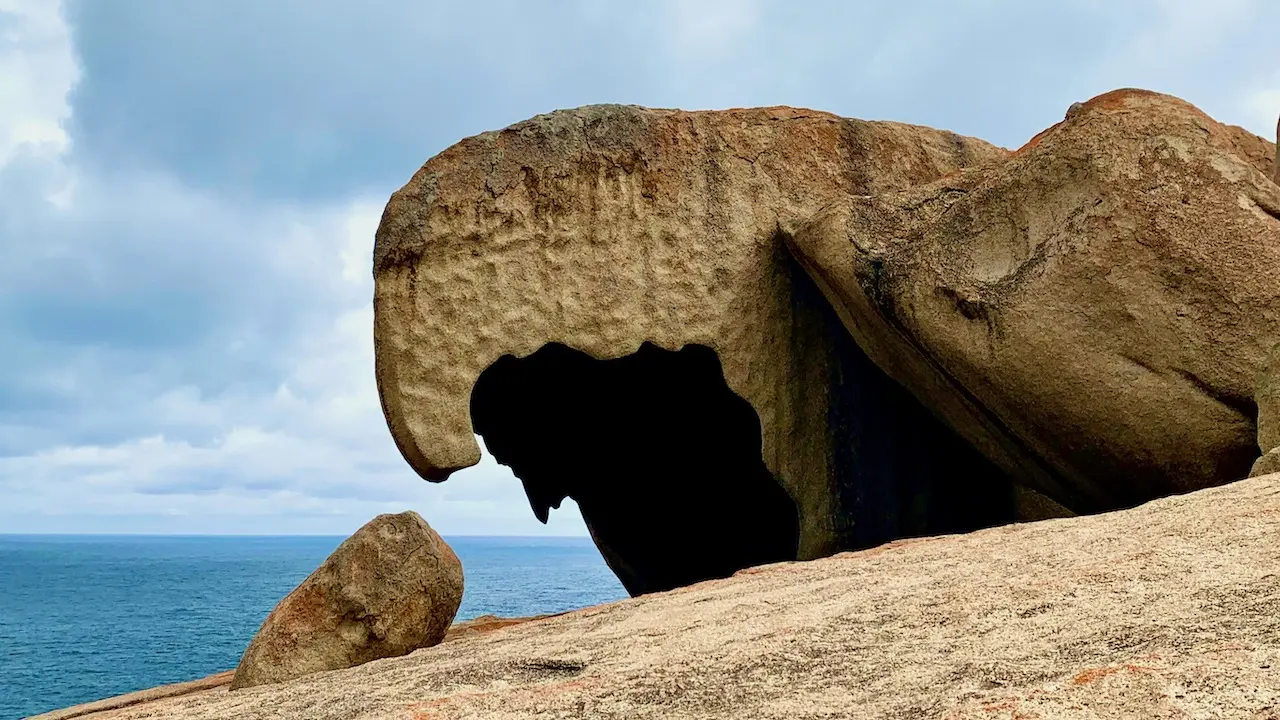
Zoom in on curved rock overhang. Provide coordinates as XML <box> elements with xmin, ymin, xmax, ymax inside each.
<box><xmin>373</xmin><ymin>104</ymin><xmax>1019</xmax><ymax>583</ymax></box>
<box><xmin>469</xmin><ymin>341</ymin><xmax>800</xmax><ymax>596</ymax></box>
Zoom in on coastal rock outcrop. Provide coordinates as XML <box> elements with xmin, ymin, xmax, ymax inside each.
<box><xmin>788</xmin><ymin>89</ymin><xmax>1280</xmax><ymax>512</ymax></box>
<box><xmin>230</xmin><ymin>511</ymin><xmax>463</xmax><ymax>690</ymax></box>
<box><xmin>373</xmin><ymin>89</ymin><xmax>1278</xmax><ymax>595</ymax></box>
<box><xmin>45</xmin><ymin>473</ymin><xmax>1280</xmax><ymax>719</ymax></box>
<box><xmin>372</xmin><ymin>104</ymin><xmax>1050</xmax><ymax>594</ymax></box>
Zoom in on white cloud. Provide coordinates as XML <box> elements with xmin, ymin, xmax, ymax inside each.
<box><xmin>0</xmin><ymin>2</ymin><xmax>588</xmax><ymax>537</ymax></box>
<box><xmin>0</xmin><ymin>0</ymin><xmax>77</xmax><ymax>165</ymax></box>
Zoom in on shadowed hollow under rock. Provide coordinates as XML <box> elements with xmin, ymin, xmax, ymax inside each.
<box><xmin>472</xmin><ymin>333</ymin><xmax>1027</xmax><ymax>595</ymax></box>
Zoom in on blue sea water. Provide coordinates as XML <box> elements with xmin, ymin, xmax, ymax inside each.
<box><xmin>0</xmin><ymin>535</ymin><xmax>627</xmax><ymax>720</ymax></box>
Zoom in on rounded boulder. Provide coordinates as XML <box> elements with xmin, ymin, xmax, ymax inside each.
<box><xmin>231</xmin><ymin>511</ymin><xmax>463</xmax><ymax>689</ymax></box>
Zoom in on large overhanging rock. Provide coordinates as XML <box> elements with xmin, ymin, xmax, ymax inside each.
<box><xmin>373</xmin><ymin>105</ymin><xmax>1016</xmax><ymax>593</ymax></box>
<box><xmin>788</xmin><ymin>89</ymin><xmax>1280</xmax><ymax>511</ymax></box>
<box><xmin>373</xmin><ymin>90</ymin><xmax>1279</xmax><ymax>595</ymax></box>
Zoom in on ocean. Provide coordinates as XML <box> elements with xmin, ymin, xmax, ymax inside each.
<box><xmin>0</xmin><ymin>535</ymin><xmax>627</xmax><ymax>720</ymax></box>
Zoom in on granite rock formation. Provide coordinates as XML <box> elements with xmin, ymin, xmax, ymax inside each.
<box><xmin>40</xmin><ymin>473</ymin><xmax>1280</xmax><ymax>719</ymax></box>
<box><xmin>230</xmin><ymin>511</ymin><xmax>463</xmax><ymax>689</ymax></box>
<box><xmin>372</xmin><ymin>105</ymin><xmax>1049</xmax><ymax>593</ymax></box>
<box><xmin>373</xmin><ymin>90</ymin><xmax>1278</xmax><ymax>595</ymax></box>
<box><xmin>788</xmin><ymin>89</ymin><xmax>1280</xmax><ymax>512</ymax></box>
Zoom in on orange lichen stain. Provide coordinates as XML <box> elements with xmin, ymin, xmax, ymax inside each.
<box><xmin>1080</xmin><ymin>87</ymin><xmax>1216</xmax><ymax>126</ymax></box>
<box><xmin>1081</xmin><ymin>88</ymin><xmax>1164</xmax><ymax>112</ymax></box>
<box><xmin>1071</xmin><ymin>663</ymin><xmax>1160</xmax><ymax>686</ymax></box>
<box><xmin>1010</xmin><ymin>122</ymin><xmax>1063</xmax><ymax>159</ymax></box>
<box><xmin>1011</xmin><ymin>87</ymin><xmax>1219</xmax><ymax>160</ymax></box>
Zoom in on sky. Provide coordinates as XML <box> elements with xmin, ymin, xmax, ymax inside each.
<box><xmin>0</xmin><ymin>0</ymin><xmax>1275</xmax><ymax>536</ymax></box>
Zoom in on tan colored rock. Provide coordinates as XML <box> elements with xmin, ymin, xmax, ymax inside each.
<box><xmin>230</xmin><ymin>511</ymin><xmax>463</xmax><ymax>690</ymax></box>
<box><xmin>373</xmin><ymin>89</ymin><xmax>1278</xmax><ymax>595</ymax></box>
<box><xmin>372</xmin><ymin>103</ymin><xmax>1031</xmax><ymax>590</ymax></box>
<box><xmin>47</xmin><ymin>473</ymin><xmax>1280</xmax><ymax>719</ymax></box>
<box><xmin>441</xmin><ymin>613</ymin><xmax>555</xmax><ymax>643</ymax></box>
<box><xmin>1253</xmin><ymin>447</ymin><xmax>1280</xmax><ymax>477</ymax></box>
<box><xmin>374</xmin><ymin>105</ymin><xmax>1003</xmax><ymax>483</ymax></box>
<box><xmin>1255</xmin><ymin>343</ymin><xmax>1280</xmax><ymax>479</ymax></box>
<box><xmin>1259</xmin><ymin>343</ymin><xmax>1280</xmax><ymax>455</ymax></box>
<box><xmin>789</xmin><ymin>89</ymin><xmax>1280</xmax><ymax>513</ymax></box>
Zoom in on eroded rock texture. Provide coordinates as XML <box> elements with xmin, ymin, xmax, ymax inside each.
<box><xmin>373</xmin><ymin>90</ymin><xmax>1278</xmax><ymax>594</ymax></box>
<box><xmin>789</xmin><ymin>89</ymin><xmax>1280</xmax><ymax>513</ymax></box>
<box><xmin>231</xmin><ymin>512</ymin><xmax>463</xmax><ymax>689</ymax></box>
<box><xmin>373</xmin><ymin>105</ymin><xmax>1020</xmax><ymax>589</ymax></box>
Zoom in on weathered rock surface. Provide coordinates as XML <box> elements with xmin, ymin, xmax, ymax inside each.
<box><xmin>374</xmin><ymin>105</ymin><xmax>1004</xmax><ymax>485</ymax></box>
<box><xmin>230</xmin><ymin>511</ymin><xmax>463</xmax><ymax>689</ymax></box>
<box><xmin>45</xmin><ymin>473</ymin><xmax>1280</xmax><ymax>719</ymax></box>
<box><xmin>789</xmin><ymin>89</ymin><xmax>1280</xmax><ymax>513</ymax></box>
<box><xmin>1258</xmin><ymin>343</ymin><xmax>1280</xmax><ymax>464</ymax></box>
<box><xmin>372</xmin><ymin>103</ymin><xmax>1061</xmax><ymax>591</ymax></box>
<box><xmin>1254</xmin><ymin>447</ymin><xmax>1280</xmax><ymax>477</ymax></box>
<box><xmin>373</xmin><ymin>89</ymin><xmax>1277</xmax><ymax>595</ymax></box>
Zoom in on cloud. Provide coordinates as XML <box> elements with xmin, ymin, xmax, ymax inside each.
<box><xmin>0</xmin><ymin>159</ymin><xmax>581</xmax><ymax>533</ymax></box>
<box><xmin>0</xmin><ymin>0</ymin><xmax>76</xmax><ymax>165</ymax></box>
<box><xmin>0</xmin><ymin>0</ymin><xmax>1277</xmax><ymax>535</ymax></box>
<box><xmin>0</xmin><ymin>1</ymin><xmax>585</xmax><ymax>535</ymax></box>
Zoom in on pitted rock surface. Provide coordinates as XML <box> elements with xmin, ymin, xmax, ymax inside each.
<box><xmin>230</xmin><ymin>511</ymin><xmax>463</xmax><ymax>689</ymax></box>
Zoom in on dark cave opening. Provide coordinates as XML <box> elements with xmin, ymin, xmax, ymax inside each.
<box><xmin>470</xmin><ymin>342</ymin><xmax>800</xmax><ymax>596</ymax></box>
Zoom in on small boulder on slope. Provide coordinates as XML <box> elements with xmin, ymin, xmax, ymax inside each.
<box><xmin>230</xmin><ymin>511</ymin><xmax>463</xmax><ymax>690</ymax></box>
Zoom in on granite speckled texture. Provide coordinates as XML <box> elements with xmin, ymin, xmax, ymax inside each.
<box><xmin>37</xmin><ymin>473</ymin><xmax>1280</xmax><ymax>719</ymax></box>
